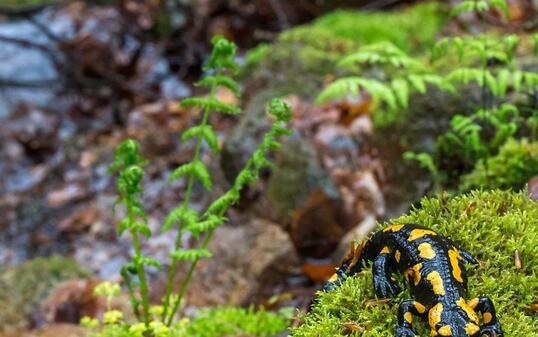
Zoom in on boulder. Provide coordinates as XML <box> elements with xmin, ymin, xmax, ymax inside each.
<box><xmin>183</xmin><ymin>219</ymin><xmax>299</xmax><ymax>306</ymax></box>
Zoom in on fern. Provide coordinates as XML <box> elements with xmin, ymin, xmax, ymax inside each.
<box><xmin>317</xmin><ymin>41</ymin><xmax>452</xmax><ymax>125</ymax></box>
<box><xmin>107</xmin><ymin>37</ymin><xmax>292</xmax><ymax>329</ymax></box>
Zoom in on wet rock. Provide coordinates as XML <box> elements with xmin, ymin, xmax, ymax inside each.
<box><xmin>183</xmin><ymin>219</ymin><xmax>299</xmax><ymax>306</ymax></box>
<box><xmin>0</xmin><ymin>256</ymin><xmax>88</xmax><ymax>332</ymax></box>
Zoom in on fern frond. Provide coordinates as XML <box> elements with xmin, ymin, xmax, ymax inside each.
<box><xmin>196</xmin><ymin>75</ymin><xmax>240</xmax><ymax>97</ymax></box>
<box><xmin>181</xmin><ymin>97</ymin><xmax>241</xmax><ymax>115</ymax></box>
<box><xmin>171</xmin><ymin>249</ymin><xmax>212</xmax><ymax>261</ymax></box>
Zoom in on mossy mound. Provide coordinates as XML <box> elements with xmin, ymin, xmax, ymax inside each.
<box><xmin>292</xmin><ymin>190</ymin><xmax>538</xmax><ymax>337</ymax></box>
<box><xmin>0</xmin><ymin>256</ymin><xmax>88</xmax><ymax>331</ymax></box>
<box><xmin>462</xmin><ymin>138</ymin><xmax>538</xmax><ymax>191</ymax></box>
<box><xmin>241</xmin><ymin>2</ymin><xmax>448</xmax><ymax>95</ymax></box>
<box><xmin>87</xmin><ymin>307</ymin><xmax>289</xmax><ymax>337</ymax></box>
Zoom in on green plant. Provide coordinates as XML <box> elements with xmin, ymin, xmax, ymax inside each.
<box><xmin>404</xmin><ymin>0</ymin><xmax>538</xmax><ymax>190</ymax></box>
<box><xmin>83</xmin><ymin>306</ymin><xmax>290</xmax><ymax>337</ymax></box>
<box><xmin>241</xmin><ymin>2</ymin><xmax>448</xmax><ymax>91</ymax></box>
<box><xmin>101</xmin><ymin>36</ymin><xmax>292</xmax><ymax>333</ymax></box>
<box><xmin>292</xmin><ymin>190</ymin><xmax>538</xmax><ymax>337</ymax></box>
<box><xmin>317</xmin><ymin>41</ymin><xmax>453</xmax><ymax>126</ymax></box>
<box><xmin>462</xmin><ymin>138</ymin><xmax>538</xmax><ymax>190</ymax></box>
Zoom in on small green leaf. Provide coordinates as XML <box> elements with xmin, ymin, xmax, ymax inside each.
<box><xmin>171</xmin><ymin>248</ymin><xmax>213</xmax><ymax>261</ymax></box>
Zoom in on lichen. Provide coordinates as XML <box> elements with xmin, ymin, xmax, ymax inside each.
<box><xmin>292</xmin><ymin>190</ymin><xmax>538</xmax><ymax>336</ymax></box>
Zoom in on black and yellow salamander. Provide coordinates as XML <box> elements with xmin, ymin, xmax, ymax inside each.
<box><xmin>321</xmin><ymin>223</ymin><xmax>503</xmax><ymax>337</ymax></box>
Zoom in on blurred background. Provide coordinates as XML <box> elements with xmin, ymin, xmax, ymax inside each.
<box><xmin>0</xmin><ymin>0</ymin><xmax>536</xmax><ymax>336</ymax></box>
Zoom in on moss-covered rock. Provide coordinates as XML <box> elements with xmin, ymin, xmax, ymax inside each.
<box><xmin>462</xmin><ymin>138</ymin><xmax>538</xmax><ymax>191</ymax></box>
<box><xmin>0</xmin><ymin>256</ymin><xmax>88</xmax><ymax>331</ymax></box>
<box><xmin>292</xmin><ymin>190</ymin><xmax>538</xmax><ymax>336</ymax></box>
<box><xmin>241</xmin><ymin>2</ymin><xmax>448</xmax><ymax>97</ymax></box>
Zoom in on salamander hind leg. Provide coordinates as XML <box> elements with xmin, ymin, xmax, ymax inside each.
<box><xmin>472</xmin><ymin>296</ymin><xmax>503</xmax><ymax>337</ymax></box>
<box><xmin>395</xmin><ymin>300</ymin><xmax>426</xmax><ymax>337</ymax></box>
<box><xmin>372</xmin><ymin>253</ymin><xmax>400</xmax><ymax>298</ymax></box>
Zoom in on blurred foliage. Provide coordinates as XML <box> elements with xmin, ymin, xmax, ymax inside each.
<box><xmin>84</xmin><ymin>306</ymin><xmax>290</xmax><ymax>337</ymax></box>
<box><xmin>0</xmin><ymin>256</ymin><xmax>88</xmax><ymax>331</ymax></box>
<box><xmin>462</xmin><ymin>138</ymin><xmax>538</xmax><ymax>190</ymax></box>
<box><xmin>241</xmin><ymin>2</ymin><xmax>448</xmax><ymax>95</ymax></box>
<box><xmin>293</xmin><ymin>190</ymin><xmax>538</xmax><ymax>337</ymax></box>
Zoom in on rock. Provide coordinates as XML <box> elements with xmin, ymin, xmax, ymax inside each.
<box><xmin>182</xmin><ymin>219</ymin><xmax>299</xmax><ymax>306</ymax></box>
<box><xmin>267</xmin><ymin>138</ymin><xmax>339</xmax><ymax>222</ymax></box>
<box><xmin>42</xmin><ymin>278</ymin><xmax>103</xmax><ymax>324</ymax></box>
<box><xmin>333</xmin><ymin>214</ymin><xmax>378</xmax><ymax>261</ymax></box>
<box><xmin>0</xmin><ymin>256</ymin><xmax>88</xmax><ymax>332</ymax></box>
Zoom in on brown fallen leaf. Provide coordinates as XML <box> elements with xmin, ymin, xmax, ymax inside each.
<box><xmin>302</xmin><ymin>262</ymin><xmax>337</xmax><ymax>283</ymax></box>
<box><xmin>341</xmin><ymin>322</ymin><xmax>366</xmax><ymax>335</ymax></box>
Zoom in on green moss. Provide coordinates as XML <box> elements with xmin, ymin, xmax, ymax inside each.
<box><xmin>311</xmin><ymin>3</ymin><xmax>447</xmax><ymax>52</ymax></box>
<box><xmin>462</xmin><ymin>138</ymin><xmax>538</xmax><ymax>191</ymax></box>
<box><xmin>181</xmin><ymin>307</ymin><xmax>289</xmax><ymax>337</ymax></box>
<box><xmin>292</xmin><ymin>190</ymin><xmax>538</xmax><ymax>337</ymax></box>
<box><xmin>88</xmin><ymin>307</ymin><xmax>289</xmax><ymax>337</ymax></box>
<box><xmin>242</xmin><ymin>2</ymin><xmax>448</xmax><ymax>97</ymax></box>
<box><xmin>0</xmin><ymin>256</ymin><xmax>88</xmax><ymax>331</ymax></box>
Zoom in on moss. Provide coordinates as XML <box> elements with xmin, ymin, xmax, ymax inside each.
<box><xmin>241</xmin><ymin>2</ymin><xmax>448</xmax><ymax>96</ymax></box>
<box><xmin>462</xmin><ymin>138</ymin><xmax>538</xmax><ymax>191</ymax></box>
<box><xmin>292</xmin><ymin>190</ymin><xmax>538</xmax><ymax>336</ymax></box>
<box><xmin>311</xmin><ymin>2</ymin><xmax>447</xmax><ymax>52</ymax></box>
<box><xmin>181</xmin><ymin>307</ymin><xmax>289</xmax><ymax>337</ymax></box>
<box><xmin>0</xmin><ymin>256</ymin><xmax>88</xmax><ymax>331</ymax></box>
<box><xmin>88</xmin><ymin>307</ymin><xmax>289</xmax><ymax>337</ymax></box>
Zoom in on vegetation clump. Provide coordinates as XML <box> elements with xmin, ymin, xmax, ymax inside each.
<box><xmin>462</xmin><ymin>138</ymin><xmax>538</xmax><ymax>190</ymax></box>
<box><xmin>292</xmin><ymin>190</ymin><xmax>538</xmax><ymax>337</ymax></box>
<box><xmin>86</xmin><ymin>36</ymin><xmax>292</xmax><ymax>336</ymax></box>
<box><xmin>0</xmin><ymin>256</ymin><xmax>88</xmax><ymax>331</ymax></box>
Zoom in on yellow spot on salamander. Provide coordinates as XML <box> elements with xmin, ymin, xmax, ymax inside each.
<box><xmin>448</xmin><ymin>248</ymin><xmax>464</xmax><ymax>283</ymax></box>
<box><xmin>428</xmin><ymin>303</ymin><xmax>443</xmax><ymax>329</ymax></box>
<box><xmin>395</xmin><ymin>250</ymin><xmax>401</xmax><ymax>263</ymax></box>
<box><xmin>456</xmin><ymin>298</ymin><xmax>479</xmax><ymax>323</ymax></box>
<box><xmin>418</xmin><ymin>242</ymin><xmax>436</xmax><ymax>259</ymax></box>
<box><xmin>384</xmin><ymin>224</ymin><xmax>404</xmax><ymax>232</ymax></box>
<box><xmin>438</xmin><ymin>325</ymin><xmax>452</xmax><ymax>336</ymax></box>
<box><xmin>465</xmin><ymin>323</ymin><xmax>480</xmax><ymax>335</ymax></box>
<box><xmin>426</xmin><ymin>271</ymin><xmax>445</xmax><ymax>295</ymax></box>
<box><xmin>467</xmin><ymin>298</ymin><xmax>479</xmax><ymax>309</ymax></box>
<box><xmin>408</xmin><ymin>229</ymin><xmax>437</xmax><ymax>241</ymax></box>
<box><xmin>404</xmin><ymin>263</ymin><xmax>423</xmax><ymax>286</ymax></box>
<box><xmin>328</xmin><ymin>273</ymin><xmax>338</xmax><ymax>282</ymax></box>
<box><xmin>414</xmin><ymin>301</ymin><xmax>426</xmax><ymax>314</ymax></box>
<box><xmin>404</xmin><ymin>312</ymin><xmax>413</xmax><ymax>324</ymax></box>
<box><xmin>380</xmin><ymin>246</ymin><xmax>391</xmax><ymax>254</ymax></box>
<box><xmin>483</xmin><ymin>312</ymin><xmax>493</xmax><ymax>324</ymax></box>
<box><xmin>431</xmin><ymin>330</ymin><xmax>438</xmax><ymax>336</ymax></box>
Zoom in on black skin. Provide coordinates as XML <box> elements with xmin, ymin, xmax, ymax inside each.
<box><xmin>321</xmin><ymin>223</ymin><xmax>503</xmax><ymax>337</ymax></box>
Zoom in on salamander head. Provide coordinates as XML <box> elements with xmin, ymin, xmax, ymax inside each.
<box><xmin>430</xmin><ymin>303</ymin><xmax>481</xmax><ymax>337</ymax></box>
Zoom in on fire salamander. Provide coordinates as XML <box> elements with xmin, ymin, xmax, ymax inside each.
<box><xmin>322</xmin><ymin>223</ymin><xmax>503</xmax><ymax>337</ymax></box>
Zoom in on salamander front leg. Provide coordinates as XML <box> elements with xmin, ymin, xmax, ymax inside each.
<box><xmin>395</xmin><ymin>300</ymin><xmax>426</xmax><ymax>337</ymax></box>
<box><xmin>469</xmin><ymin>296</ymin><xmax>503</xmax><ymax>337</ymax></box>
<box><xmin>372</xmin><ymin>253</ymin><xmax>400</xmax><ymax>298</ymax></box>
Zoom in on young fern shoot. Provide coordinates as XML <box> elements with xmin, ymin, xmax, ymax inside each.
<box><xmin>109</xmin><ymin>139</ymin><xmax>159</xmax><ymax>326</ymax></box>
<box><xmin>107</xmin><ymin>36</ymin><xmax>291</xmax><ymax>332</ymax></box>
